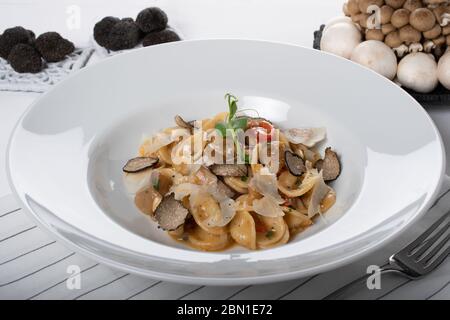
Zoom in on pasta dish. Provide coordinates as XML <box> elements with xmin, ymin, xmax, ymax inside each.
<box><xmin>123</xmin><ymin>94</ymin><xmax>341</xmax><ymax>251</ymax></box>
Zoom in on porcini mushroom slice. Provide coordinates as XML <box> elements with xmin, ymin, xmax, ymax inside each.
<box><xmin>217</xmin><ymin>179</ymin><xmax>236</xmax><ymax>199</ymax></box>
<box><xmin>210</xmin><ymin>164</ymin><xmax>248</xmax><ymax>177</ymax></box>
<box><xmin>123</xmin><ymin>157</ymin><xmax>158</xmax><ymax>173</ymax></box>
<box><xmin>154</xmin><ymin>194</ymin><xmax>189</xmax><ymax>231</ymax></box>
<box><xmin>175</xmin><ymin>115</ymin><xmax>194</xmax><ymax>131</ymax></box>
<box><xmin>284</xmin><ymin>150</ymin><xmax>306</xmax><ymax>177</ymax></box>
<box><xmin>134</xmin><ymin>185</ymin><xmax>163</xmax><ymax>217</ymax></box>
<box><xmin>315</xmin><ymin>147</ymin><xmax>341</xmax><ymax>181</ymax></box>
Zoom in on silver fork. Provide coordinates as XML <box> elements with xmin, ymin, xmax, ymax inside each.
<box><xmin>324</xmin><ymin>209</ymin><xmax>450</xmax><ymax>300</ymax></box>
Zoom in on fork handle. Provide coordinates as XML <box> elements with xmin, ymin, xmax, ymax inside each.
<box><xmin>323</xmin><ymin>267</ymin><xmax>405</xmax><ymax>300</ymax></box>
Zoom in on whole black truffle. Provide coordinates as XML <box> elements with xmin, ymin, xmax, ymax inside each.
<box><xmin>35</xmin><ymin>32</ymin><xmax>75</xmax><ymax>62</ymax></box>
<box><xmin>106</xmin><ymin>20</ymin><xmax>141</xmax><ymax>51</ymax></box>
<box><xmin>142</xmin><ymin>29</ymin><xmax>180</xmax><ymax>47</ymax></box>
<box><xmin>136</xmin><ymin>7</ymin><xmax>168</xmax><ymax>33</ymax></box>
<box><xmin>0</xmin><ymin>26</ymin><xmax>35</xmax><ymax>59</ymax></box>
<box><xmin>8</xmin><ymin>43</ymin><xmax>43</xmax><ymax>73</ymax></box>
<box><xmin>93</xmin><ymin>16</ymin><xmax>120</xmax><ymax>47</ymax></box>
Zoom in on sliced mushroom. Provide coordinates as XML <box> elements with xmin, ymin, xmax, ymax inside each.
<box><xmin>210</xmin><ymin>164</ymin><xmax>248</xmax><ymax>177</ymax></box>
<box><xmin>122</xmin><ymin>157</ymin><xmax>158</xmax><ymax>173</ymax></box>
<box><xmin>315</xmin><ymin>147</ymin><xmax>341</xmax><ymax>181</ymax></box>
<box><xmin>284</xmin><ymin>150</ymin><xmax>306</xmax><ymax>177</ymax></box>
<box><xmin>175</xmin><ymin>115</ymin><xmax>194</xmax><ymax>132</ymax></box>
<box><xmin>410</xmin><ymin>8</ymin><xmax>436</xmax><ymax>31</ymax></box>
<box><xmin>217</xmin><ymin>179</ymin><xmax>236</xmax><ymax>199</ymax></box>
<box><xmin>154</xmin><ymin>194</ymin><xmax>190</xmax><ymax>231</ymax></box>
<box><xmin>134</xmin><ymin>185</ymin><xmax>162</xmax><ymax>217</ymax></box>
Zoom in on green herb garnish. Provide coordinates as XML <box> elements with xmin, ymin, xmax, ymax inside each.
<box><xmin>241</xmin><ymin>176</ymin><xmax>248</xmax><ymax>182</ymax></box>
<box><xmin>215</xmin><ymin>93</ymin><xmax>248</xmax><ymax>161</ymax></box>
<box><xmin>153</xmin><ymin>179</ymin><xmax>160</xmax><ymax>191</ymax></box>
<box><xmin>265</xmin><ymin>229</ymin><xmax>275</xmax><ymax>239</ymax></box>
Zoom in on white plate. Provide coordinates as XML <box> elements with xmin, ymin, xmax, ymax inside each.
<box><xmin>7</xmin><ymin>40</ymin><xmax>446</xmax><ymax>285</ymax></box>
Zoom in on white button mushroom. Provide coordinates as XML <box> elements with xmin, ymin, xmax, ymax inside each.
<box><xmin>323</xmin><ymin>16</ymin><xmax>354</xmax><ymax>33</ymax></box>
<box><xmin>350</xmin><ymin>40</ymin><xmax>398</xmax><ymax>80</ymax></box>
<box><xmin>437</xmin><ymin>51</ymin><xmax>450</xmax><ymax>89</ymax></box>
<box><xmin>397</xmin><ymin>52</ymin><xmax>439</xmax><ymax>93</ymax></box>
<box><xmin>320</xmin><ymin>22</ymin><xmax>362</xmax><ymax>59</ymax></box>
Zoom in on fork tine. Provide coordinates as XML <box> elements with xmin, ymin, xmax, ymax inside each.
<box><xmin>413</xmin><ymin>219</ymin><xmax>449</xmax><ymax>259</ymax></box>
<box><xmin>426</xmin><ymin>246</ymin><xmax>450</xmax><ymax>271</ymax></box>
<box><xmin>424</xmin><ymin>233</ymin><xmax>450</xmax><ymax>265</ymax></box>
<box><xmin>402</xmin><ymin>211</ymin><xmax>449</xmax><ymax>255</ymax></box>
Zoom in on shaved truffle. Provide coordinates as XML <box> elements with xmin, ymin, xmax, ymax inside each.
<box><xmin>142</xmin><ymin>29</ymin><xmax>180</xmax><ymax>47</ymax></box>
<box><xmin>136</xmin><ymin>7</ymin><xmax>168</xmax><ymax>33</ymax></box>
<box><xmin>93</xmin><ymin>16</ymin><xmax>120</xmax><ymax>47</ymax></box>
<box><xmin>35</xmin><ymin>32</ymin><xmax>74</xmax><ymax>62</ymax></box>
<box><xmin>154</xmin><ymin>194</ymin><xmax>189</xmax><ymax>231</ymax></box>
<box><xmin>316</xmin><ymin>148</ymin><xmax>341</xmax><ymax>181</ymax></box>
<box><xmin>8</xmin><ymin>43</ymin><xmax>43</xmax><ymax>73</ymax></box>
<box><xmin>0</xmin><ymin>26</ymin><xmax>35</xmax><ymax>59</ymax></box>
<box><xmin>123</xmin><ymin>156</ymin><xmax>158</xmax><ymax>173</ymax></box>
<box><xmin>210</xmin><ymin>164</ymin><xmax>248</xmax><ymax>177</ymax></box>
<box><xmin>284</xmin><ymin>150</ymin><xmax>306</xmax><ymax>177</ymax></box>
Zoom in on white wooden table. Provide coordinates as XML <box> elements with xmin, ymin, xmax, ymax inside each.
<box><xmin>0</xmin><ymin>0</ymin><xmax>449</xmax><ymax>300</ymax></box>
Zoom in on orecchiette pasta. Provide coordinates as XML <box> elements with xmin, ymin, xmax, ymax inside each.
<box><xmin>124</xmin><ymin>95</ymin><xmax>341</xmax><ymax>251</ymax></box>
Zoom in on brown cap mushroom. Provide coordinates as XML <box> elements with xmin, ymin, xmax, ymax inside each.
<box><xmin>346</xmin><ymin>0</ymin><xmax>361</xmax><ymax>16</ymax></box>
<box><xmin>353</xmin><ymin>13</ymin><xmax>370</xmax><ymax>28</ymax></box>
<box><xmin>403</xmin><ymin>0</ymin><xmax>423</xmax><ymax>12</ymax></box>
<box><xmin>409</xmin><ymin>42</ymin><xmax>424</xmax><ymax>52</ymax></box>
<box><xmin>392</xmin><ymin>9</ymin><xmax>411</xmax><ymax>28</ymax></box>
<box><xmin>382</xmin><ymin>23</ymin><xmax>397</xmax><ymax>34</ymax></box>
<box><xmin>366</xmin><ymin>29</ymin><xmax>386</xmax><ymax>40</ymax></box>
<box><xmin>442</xmin><ymin>24</ymin><xmax>450</xmax><ymax>35</ymax></box>
<box><xmin>423</xmin><ymin>24</ymin><xmax>442</xmax><ymax>39</ymax></box>
<box><xmin>380</xmin><ymin>5</ymin><xmax>395</xmax><ymax>24</ymax></box>
<box><xmin>359</xmin><ymin>0</ymin><xmax>384</xmax><ymax>13</ymax></box>
<box><xmin>399</xmin><ymin>24</ymin><xmax>422</xmax><ymax>44</ymax></box>
<box><xmin>446</xmin><ymin>34</ymin><xmax>450</xmax><ymax>45</ymax></box>
<box><xmin>432</xmin><ymin>6</ymin><xmax>450</xmax><ymax>26</ymax></box>
<box><xmin>386</xmin><ymin>0</ymin><xmax>407</xmax><ymax>9</ymax></box>
<box><xmin>385</xmin><ymin>30</ymin><xmax>404</xmax><ymax>47</ymax></box>
<box><xmin>410</xmin><ymin>8</ymin><xmax>436</xmax><ymax>31</ymax></box>
<box><xmin>423</xmin><ymin>40</ymin><xmax>435</xmax><ymax>52</ymax></box>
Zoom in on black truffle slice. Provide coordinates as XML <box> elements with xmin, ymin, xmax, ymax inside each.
<box><xmin>123</xmin><ymin>156</ymin><xmax>159</xmax><ymax>173</ymax></box>
<box><xmin>210</xmin><ymin>164</ymin><xmax>248</xmax><ymax>177</ymax></box>
<box><xmin>285</xmin><ymin>150</ymin><xmax>306</xmax><ymax>177</ymax></box>
<box><xmin>154</xmin><ymin>194</ymin><xmax>189</xmax><ymax>231</ymax></box>
<box><xmin>136</xmin><ymin>7</ymin><xmax>168</xmax><ymax>33</ymax></box>
<box><xmin>174</xmin><ymin>115</ymin><xmax>194</xmax><ymax>131</ymax></box>
<box><xmin>142</xmin><ymin>29</ymin><xmax>180</xmax><ymax>47</ymax></box>
<box><xmin>106</xmin><ymin>19</ymin><xmax>141</xmax><ymax>51</ymax></box>
<box><xmin>93</xmin><ymin>16</ymin><xmax>120</xmax><ymax>48</ymax></box>
<box><xmin>0</xmin><ymin>26</ymin><xmax>35</xmax><ymax>59</ymax></box>
<box><xmin>8</xmin><ymin>43</ymin><xmax>43</xmax><ymax>73</ymax></box>
<box><xmin>315</xmin><ymin>147</ymin><xmax>341</xmax><ymax>181</ymax></box>
<box><xmin>35</xmin><ymin>32</ymin><xmax>75</xmax><ymax>62</ymax></box>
